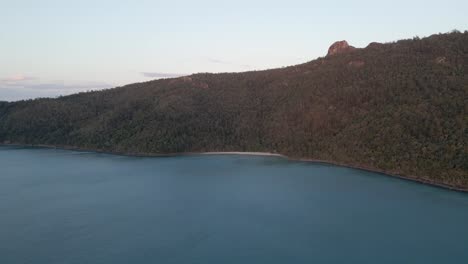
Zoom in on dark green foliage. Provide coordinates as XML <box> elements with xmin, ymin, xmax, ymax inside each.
<box><xmin>1</xmin><ymin>32</ymin><xmax>467</xmax><ymax>188</ymax></box>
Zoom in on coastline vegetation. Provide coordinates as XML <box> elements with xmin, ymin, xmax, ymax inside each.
<box><xmin>0</xmin><ymin>31</ymin><xmax>467</xmax><ymax>188</ymax></box>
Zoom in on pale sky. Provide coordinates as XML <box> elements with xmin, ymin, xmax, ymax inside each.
<box><xmin>1</xmin><ymin>0</ymin><xmax>467</xmax><ymax>101</ymax></box>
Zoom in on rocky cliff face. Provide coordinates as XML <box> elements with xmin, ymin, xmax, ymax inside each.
<box><xmin>327</xmin><ymin>40</ymin><xmax>356</xmax><ymax>56</ymax></box>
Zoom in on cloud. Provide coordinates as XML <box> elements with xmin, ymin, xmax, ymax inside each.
<box><xmin>207</xmin><ymin>58</ymin><xmax>231</xmax><ymax>64</ymax></box>
<box><xmin>19</xmin><ymin>81</ymin><xmax>108</xmax><ymax>90</ymax></box>
<box><xmin>0</xmin><ymin>74</ymin><xmax>37</xmax><ymax>83</ymax></box>
<box><xmin>141</xmin><ymin>72</ymin><xmax>186</xmax><ymax>78</ymax></box>
<box><xmin>206</xmin><ymin>58</ymin><xmax>251</xmax><ymax>69</ymax></box>
<box><xmin>0</xmin><ymin>78</ymin><xmax>112</xmax><ymax>102</ymax></box>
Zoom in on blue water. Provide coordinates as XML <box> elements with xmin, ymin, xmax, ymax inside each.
<box><xmin>0</xmin><ymin>146</ymin><xmax>467</xmax><ymax>263</ymax></box>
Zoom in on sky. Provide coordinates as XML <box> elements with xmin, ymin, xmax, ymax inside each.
<box><xmin>1</xmin><ymin>0</ymin><xmax>467</xmax><ymax>101</ymax></box>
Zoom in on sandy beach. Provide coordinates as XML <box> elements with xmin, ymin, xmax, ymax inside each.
<box><xmin>200</xmin><ymin>152</ymin><xmax>286</xmax><ymax>157</ymax></box>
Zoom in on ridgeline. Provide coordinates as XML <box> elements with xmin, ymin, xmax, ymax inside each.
<box><xmin>0</xmin><ymin>31</ymin><xmax>467</xmax><ymax>189</ymax></box>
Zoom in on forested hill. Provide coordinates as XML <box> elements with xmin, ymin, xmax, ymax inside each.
<box><xmin>0</xmin><ymin>31</ymin><xmax>467</xmax><ymax>189</ymax></box>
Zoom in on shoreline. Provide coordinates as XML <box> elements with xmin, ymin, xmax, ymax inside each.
<box><xmin>1</xmin><ymin>143</ymin><xmax>467</xmax><ymax>193</ymax></box>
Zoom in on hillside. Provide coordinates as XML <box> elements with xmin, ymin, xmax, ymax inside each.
<box><xmin>0</xmin><ymin>31</ymin><xmax>467</xmax><ymax>189</ymax></box>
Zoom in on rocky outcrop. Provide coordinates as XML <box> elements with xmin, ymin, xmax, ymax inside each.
<box><xmin>327</xmin><ymin>40</ymin><xmax>356</xmax><ymax>56</ymax></box>
<box><xmin>435</xmin><ymin>56</ymin><xmax>448</xmax><ymax>65</ymax></box>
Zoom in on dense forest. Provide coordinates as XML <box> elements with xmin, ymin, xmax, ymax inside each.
<box><xmin>0</xmin><ymin>31</ymin><xmax>467</xmax><ymax>189</ymax></box>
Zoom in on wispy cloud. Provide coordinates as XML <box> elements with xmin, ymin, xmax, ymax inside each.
<box><xmin>0</xmin><ymin>76</ymin><xmax>113</xmax><ymax>101</ymax></box>
<box><xmin>141</xmin><ymin>72</ymin><xmax>186</xmax><ymax>78</ymax></box>
<box><xmin>0</xmin><ymin>74</ymin><xmax>37</xmax><ymax>83</ymax></box>
<box><xmin>207</xmin><ymin>58</ymin><xmax>231</xmax><ymax>65</ymax></box>
<box><xmin>3</xmin><ymin>82</ymin><xmax>111</xmax><ymax>91</ymax></box>
<box><xmin>206</xmin><ymin>58</ymin><xmax>251</xmax><ymax>69</ymax></box>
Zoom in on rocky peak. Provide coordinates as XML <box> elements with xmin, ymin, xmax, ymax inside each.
<box><xmin>327</xmin><ymin>40</ymin><xmax>356</xmax><ymax>56</ymax></box>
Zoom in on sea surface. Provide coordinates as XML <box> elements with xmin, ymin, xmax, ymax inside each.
<box><xmin>1</xmin><ymin>146</ymin><xmax>467</xmax><ymax>264</ymax></box>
